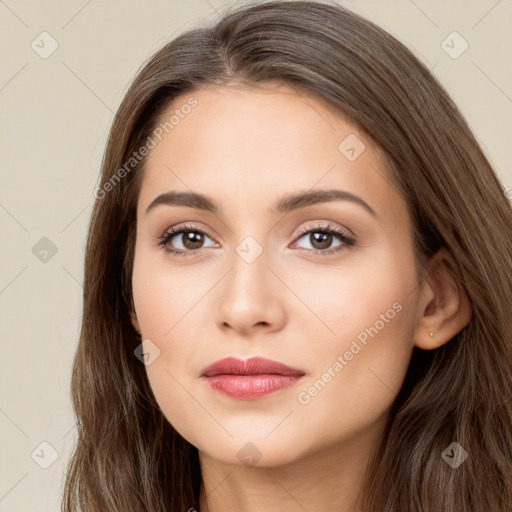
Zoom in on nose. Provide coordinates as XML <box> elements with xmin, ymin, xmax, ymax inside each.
<box><xmin>214</xmin><ymin>250</ymin><xmax>286</xmax><ymax>336</ymax></box>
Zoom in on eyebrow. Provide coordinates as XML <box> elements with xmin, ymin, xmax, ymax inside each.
<box><xmin>144</xmin><ymin>189</ymin><xmax>377</xmax><ymax>217</ymax></box>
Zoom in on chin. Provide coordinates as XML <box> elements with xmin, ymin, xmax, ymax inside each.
<box><xmin>189</xmin><ymin>427</ymin><xmax>317</xmax><ymax>468</ymax></box>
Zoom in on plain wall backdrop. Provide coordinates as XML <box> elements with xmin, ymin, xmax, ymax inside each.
<box><xmin>0</xmin><ymin>0</ymin><xmax>510</xmax><ymax>510</ymax></box>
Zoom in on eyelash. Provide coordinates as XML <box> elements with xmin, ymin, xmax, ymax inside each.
<box><xmin>157</xmin><ymin>222</ymin><xmax>356</xmax><ymax>257</ymax></box>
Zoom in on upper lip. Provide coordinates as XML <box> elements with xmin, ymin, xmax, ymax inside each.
<box><xmin>200</xmin><ymin>357</ymin><xmax>305</xmax><ymax>377</ymax></box>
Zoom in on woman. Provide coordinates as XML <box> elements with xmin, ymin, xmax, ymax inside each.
<box><xmin>62</xmin><ymin>1</ymin><xmax>512</xmax><ymax>511</ymax></box>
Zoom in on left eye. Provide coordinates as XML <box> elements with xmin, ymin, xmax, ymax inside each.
<box><xmin>291</xmin><ymin>225</ymin><xmax>355</xmax><ymax>254</ymax></box>
<box><xmin>294</xmin><ymin>229</ymin><xmax>343</xmax><ymax>251</ymax></box>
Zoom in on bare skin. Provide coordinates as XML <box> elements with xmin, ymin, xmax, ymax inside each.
<box><xmin>130</xmin><ymin>82</ymin><xmax>472</xmax><ymax>512</ymax></box>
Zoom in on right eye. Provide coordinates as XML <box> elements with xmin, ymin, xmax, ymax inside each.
<box><xmin>158</xmin><ymin>224</ymin><xmax>219</xmax><ymax>256</ymax></box>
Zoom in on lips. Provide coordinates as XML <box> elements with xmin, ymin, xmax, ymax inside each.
<box><xmin>201</xmin><ymin>357</ymin><xmax>306</xmax><ymax>400</ymax></box>
<box><xmin>200</xmin><ymin>356</ymin><xmax>305</xmax><ymax>377</ymax></box>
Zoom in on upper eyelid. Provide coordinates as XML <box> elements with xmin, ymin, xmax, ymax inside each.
<box><xmin>295</xmin><ymin>222</ymin><xmax>354</xmax><ymax>238</ymax></box>
<box><xmin>161</xmin><ymin>222</ymin><xmax>354</xmax><ymax>245</ymax></box>
<box><xmin>166</xmin><ymin>223</ymin><xmax>218</xmax><ymax>242</ymax></box>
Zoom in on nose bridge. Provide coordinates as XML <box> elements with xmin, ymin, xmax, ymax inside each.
<box><xmin>214</xmin><ymin>234</ymin><xmax>285</xmax><ymax>333</ymax></box>
<box><xmin>227</xmin><ymin>235</ymin><xmax>269</xmax><ymax>303</ymax></box>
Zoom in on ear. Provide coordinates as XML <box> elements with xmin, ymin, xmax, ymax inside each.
<box><xmin>413</xmin><ymin>247</ymin><xmax>472</xmax><ymax>350</ymax></box>
<box><xmin>129</xmin><ymin>298</ymin><xmax>141</xmax><ymax>334</ymax></box>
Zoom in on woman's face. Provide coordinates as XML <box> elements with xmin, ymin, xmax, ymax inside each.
<box><xmin>131</xmin><ymin>82</ymin><xmax>423</xmax><ymax>467</ymax></box>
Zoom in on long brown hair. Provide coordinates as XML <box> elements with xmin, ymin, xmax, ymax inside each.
<box><xmin>62</xmin><ymin>1</ymin><xmax>512</xmax><ymax>510</ymax></box>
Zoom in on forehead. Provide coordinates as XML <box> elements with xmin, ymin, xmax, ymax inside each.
<box><xmin>137</xmin><ymin>82</ymin><xmax>405</xmax><ymax>225</ymax></box>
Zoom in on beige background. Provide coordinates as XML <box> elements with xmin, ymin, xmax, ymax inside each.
<box><xmin>0</xmin><ymin>0</ymin><xmax>510</xmax><ymax>510</ymax></box>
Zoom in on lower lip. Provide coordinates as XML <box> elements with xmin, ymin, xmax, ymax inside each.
<box><xmin>204</xmin><ymin>374</ymin><xmax>303</xmax><ymax>399</ymax></box>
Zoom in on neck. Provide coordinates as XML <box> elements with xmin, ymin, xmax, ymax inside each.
<box><xmin>197</xmin><ymin>417</ymin><xmax>385</xmax><ymax>512</ymax></box>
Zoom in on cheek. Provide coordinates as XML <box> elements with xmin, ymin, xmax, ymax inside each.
<box><xmin>286</xmin><ymin>242</ymin><xmax>417</xmax><ymax>354</ymax></box>
<box><xmin>131</xmin><ymin>245</ymin><xmax>214</xmax><ymax>339</ymax></box>
<box><xmin>288</xmin><ymin>305</ymin><xmax>416</xmax><ymax>457</ymax></box>
<box><xmin>292</xmin><ymin>252</ymin><xmax>419</xmax><ymax>432</ymax></box>
<box><xmin>131</xmin><ymin>250</ymin><xmax>221</xmax><ymax>441</ymax></box>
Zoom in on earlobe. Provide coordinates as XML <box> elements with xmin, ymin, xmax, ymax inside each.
<box><xmin>414</xmin><ymin>247</ymin><xmax>473</xmax><ymax>350</ymax></box>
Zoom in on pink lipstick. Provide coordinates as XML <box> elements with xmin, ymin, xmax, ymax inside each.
<box><xmin>200</xmin><ymin>356</ymin><xmax>305</xmax><ymax>400</ymax></box>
